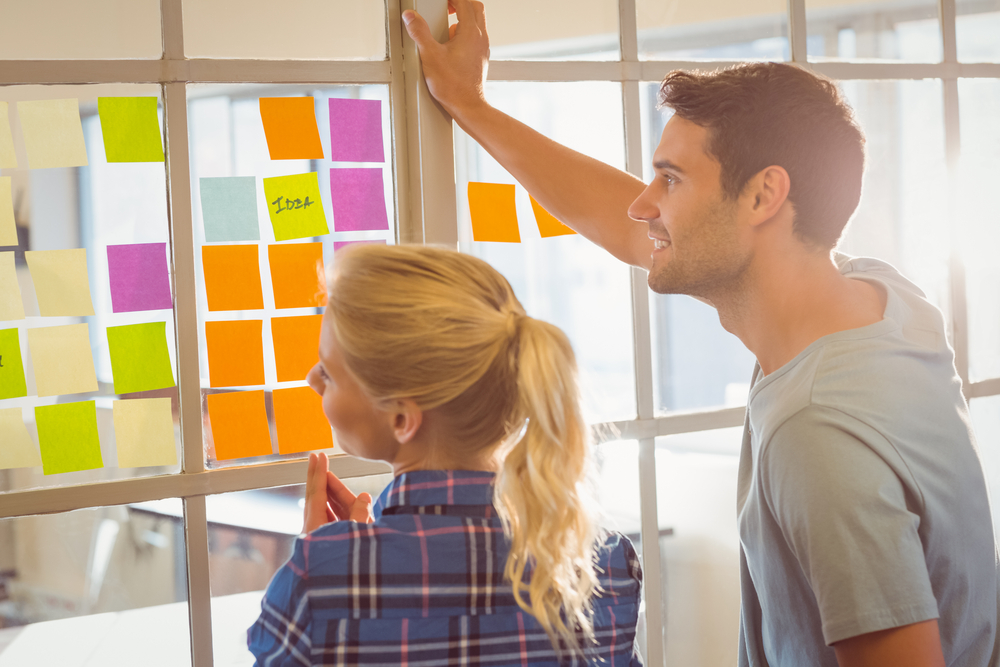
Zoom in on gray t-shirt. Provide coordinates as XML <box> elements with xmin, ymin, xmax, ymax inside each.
<box><xmin>737</xmin><ymin>255</ymin><xmax>1000</xmax><ymax>666</ymax></box>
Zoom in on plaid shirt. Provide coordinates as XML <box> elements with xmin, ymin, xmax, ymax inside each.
<box><xmin>249</xmin><ymin>470</ymin><xmax>644</xmax><ymax>666</ymax></box>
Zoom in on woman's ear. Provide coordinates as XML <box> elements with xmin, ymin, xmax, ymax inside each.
<box><xmin>390</xmin><ymin>398</ymin><xmax>423</xmax><ymax>444</ymax></box>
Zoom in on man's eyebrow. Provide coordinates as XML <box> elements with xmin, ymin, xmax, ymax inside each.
<box><xmin>653</xmin><ymin>158</ymin><xmax>685</xmax><ymax>174</ymax></box>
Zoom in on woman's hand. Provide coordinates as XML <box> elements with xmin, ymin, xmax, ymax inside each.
<box><xmin>302</xmin><ymin>452</ymin><xmax>374</xmax><ymax>534</ymax></box>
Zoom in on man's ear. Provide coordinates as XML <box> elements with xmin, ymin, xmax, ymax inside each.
<box><xmin>389</xmin><ymin>398</ymin><xmax>423</xmax><ymax>444</ymax></box>
<box><xmin>745</xmin><ymin>165</ymin><xmax>791</xmax><ymax>227</ymax></box>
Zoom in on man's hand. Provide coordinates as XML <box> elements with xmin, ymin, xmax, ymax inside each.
<box><xmin>402</xmin><ymin>0</ymin><xmax>489</xmax><ymax>122</ymax></box>
<box><xmin>302</xmin><ymin>452</ymin><xmax>373</xmax><ymax>534</ymax></box>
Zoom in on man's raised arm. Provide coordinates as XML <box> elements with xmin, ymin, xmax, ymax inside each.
<box><xmin>402</xmin><ymin>0</ymin><xmax>653</xmax><ymax>270</ymax></box>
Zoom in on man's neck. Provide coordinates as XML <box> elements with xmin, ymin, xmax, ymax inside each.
<box><xmin>714</xmin><ymin>250</ymin><xmax>886</xmax><ymax>376</ymax></box>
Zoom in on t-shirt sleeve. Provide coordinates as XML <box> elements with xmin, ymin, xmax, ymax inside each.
<box><xmin>248</xmin><ymin>535</ymin><xmax>313</xmax><ymax>666</ymax></box>
<box><xmin>760</xmin><ymin>406</ymin><xmax>939</xmax><ymax>645</ymax></box>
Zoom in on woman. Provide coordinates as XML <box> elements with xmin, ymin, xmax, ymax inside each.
<box><xmin>249</xmin><ymin>244</ymin><xmax>642</xmax><ymax>665</ymax></box>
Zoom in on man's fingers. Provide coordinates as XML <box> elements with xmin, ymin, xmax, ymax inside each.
<box><xmin>450</xmin><ymin>0</ymin><xmax>476</xmax><ymax>29</ymax></box>
<box><xmin>471</xmin><ymin>1</ymin><xmax>486</xmax><ymax>32</ymax></box>
<box><xmin>402</xmin><ymin>10</ymin><xmax>440</xmax><ymax>51</ymax></box>
<box><xmin>350</xmin><ymin>493</ymin><xmax>374</xmax><ymax>524</ymax></box>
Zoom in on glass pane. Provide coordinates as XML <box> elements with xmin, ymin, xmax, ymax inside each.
<box><xmin>482</xmin><ymin>1</ymin><xmax>619</xmax><ymax>61</ymax></box>
<box><xmin>957</xmin><ymin>0</ymin><xmax>1000</xmax><ymax>62</ymax></box>
<box><xmin>958</xmin><ymin>80</ymin><xmax>1000</xmax><ymax>382</ymax></box>
<box><xmin>0</xmin><ymin>0</ymin><xmax>161</xmax><ymax>60</ymax></box>
<box><xmin>455</xmin><ymin>82</ymin><xmax>636</xmax><ymax>424</ymax></box>
<box><xmin>655</xmin><ymin>427</ymin><xmax>742</xmax><ymax>666</ymax></box>
<box><xmin>0</xmin><ymin>85</ymin><xmax>181</xmax><ymax>494</ymax></box>
<box><xmin>182</xmin><ymin>0</ymin><xmax>386</xmax><ymax>60</ymax></box>
<box><xmin>637</xmin><ymin>0</ymin><xmax>788</xmax><ymax>61</ymax></box>
<box><xmin>0</xmin><ymin>504</ymin><xmax>189</xmax><ymax>665</ymax></box>
<box><xmin>970</xmin><ymin>396</ymin><xmax>1000</xmax><ymax>539</ymax></box>
<box><xmin>205</xmin><ymin>474</ymin><xmax>393</xmax><ymax>663</ymax></box>
<box><xmin>187</xmin><ymin>84</ymin><xmax>397</xmax><ymax>467</ymax></box>
<box><xmin>806</xmin><ymin>0</ymin><xmax>941</xmax><ymax>61</ymax></box>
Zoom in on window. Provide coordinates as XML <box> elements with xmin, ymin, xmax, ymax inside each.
<box><xmin>1</xmin><ymin>1</ymin><xmax>999</xmax><ymax>665</ymax></box>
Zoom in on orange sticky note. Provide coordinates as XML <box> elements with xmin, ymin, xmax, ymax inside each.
<box><xmin>272</xmin><ymin>314</ymin><xmax>322</xmax><ymax>382</ymax></box>
<box><xmin>273</xmin><ymin>386</ymin><xmax>333</xmax><ymax>455</ymax></box>
<box><xmin>268</xmin><ymin>242</ymin><xmax>327</xmax><ymax>309</ymax></box>
<box><xmin>530</xmin><ymin>195</ymin><xmax>576</xmax><ymax>238</ymax></box>
<box><xmin>468</xmin><ymin>182</ymin><xmax>520</xmax><ymax>243</ymax></box>
<box><xmin>202</xmin><ymin>244</ymin><xmax>264</xmax><ymax>311</ymax></box>
<box><xmin>259</xmin><ymin>97</ymin><xmax>324</xmax><ymax>160</ymax></box>
<box><xmin>206</xmin><ymin>390</ymin><xmax>273</xmax><ymax>461</ymax></box>
<box><xmin>206</xmin><ymin>320</ymin><xmax>265</xmax><ymax>388</ymax></box>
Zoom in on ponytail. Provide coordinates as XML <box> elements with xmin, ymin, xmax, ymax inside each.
<box><xmin>493</xmin><ymin>315</ymin><xmax>600</xmax><ymax>656</ymax></box>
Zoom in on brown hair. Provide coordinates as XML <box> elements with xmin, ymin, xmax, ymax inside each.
<box><xmin>659</xmin><ymin>62</ymin><xmax>866</xmax><ymax>249</ymax></box>
<box><xmin>327</xmin><ymin>244</ymin><xmax>600</xmax><ymax>656</ymax></box>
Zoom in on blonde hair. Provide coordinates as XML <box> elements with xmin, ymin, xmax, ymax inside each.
<box><xmin>327</xmin><ymin>244</ymin><xmax>600</xmax><ymax>655</ymax></box>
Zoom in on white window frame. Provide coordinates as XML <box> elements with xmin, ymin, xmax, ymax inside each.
<box><xmin>2</xmin><ymin>0</ymin><xmax>999</xmax><ymax>664</ymax></box>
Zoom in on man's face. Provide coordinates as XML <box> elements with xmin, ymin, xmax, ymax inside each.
<box><xmin>628</xmin><ymin>115</ymin><xmax>751</xmax><ymax>299</ymax></box>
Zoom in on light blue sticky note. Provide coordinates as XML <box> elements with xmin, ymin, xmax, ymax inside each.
<box><xmin>200</xmin><ymin>177</ymin><xmax>260</xmax><ymax>243</ymax></box>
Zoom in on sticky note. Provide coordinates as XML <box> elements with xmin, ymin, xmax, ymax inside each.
<box><xmin>0</xmin><ymin>252</ymin><xmax>25</xmax><ymax>321</ymax></box>
<box><xmin>97</xmin><ymin>97</ymin><xmax>164</xmax><ymax>163</ymax></box>
<box><xmin>273</xmin><ymin>386</ymin><xmax>333</xmax><ymax>454</ymax></box>
<box><xmin>328</xmin><ymin>98</ymin><xmax>384</xmax><ymax>163</ymax></box>
<box><xmin>35</xmin><ymin>401</ymin><xmax>104</xmax><ymax>475</ymax></box>
<box><xmin>468</xmin><ymin>183</ymin><xmax>520</xmax><ymax>243</ymax></box>
<box><xmin>25</xmin><ymin>248</ymin><xmax>95</xmax><ymax>317</ymax></box>
<box><xmin>0</xmin><ymin>408</ymin><xmax>41</xmax><ymax>470</ymax></box>
<box><xmin>1</xmin><ymin>177</ymin><xmax>17</xmax><ymax>247</ymax></box>
<box><xmin>268</xmin><ymin>243</ymin><xmax>326</xmax><ymax>310</ymax></box>
<box><xmin>200</xmin><ymin>177</ymin><xmax>260</xmax><ymax>243</ymax></box>
<box><xmin>530</xmin><ymin>195</ymin><xmax>575</xmax><ymax>238</ymax></box>
<box><xmin>0</xmin><ymin>328</ymin><xmax>27</xmax><ymax>400</ymax></box>
<box><xmin>113</xmin><ymin>398</ymin><xmax>177</xmax><ymax>468</ymax></box>
<box><xmin>107</xmin><ymin>243</ymin><xmax>173</xmax><ymax>313</ymax></box>
<box><xmin>28</xmin><ymin>323</ymin><xmax>99</xmax><ymax>397</ymax></box>
<box><xmin>107</xmin><ymin>322</ymin><xmax>176</xmax><ymax>395</ymax></box>
<box><xmin>0</xmin><ymin>102</ymin><xmax>17</xmax><ymax>169</ymax></box>
<box><xmin>17</xmin><ymin>99</ymin><xmax>89</xmax><ymax>170</ymax></box>
<box><xmin>333</xmin><ymin>240</ymin><xmax>386</xmax><ymax>252</ymax></box>
<box><xmin>201</xmin><ymin>244</ymin><xmax>264</xmax><ymax>311</ymax></box>
<box><xmin>330</xmin><ymin>168</ymin><xmax>389</xmax><ymax>232</ymax></box>
<box><xmin>262</xmin><ymin>173</ymin><xmax>329</xmax><ymax>241</ymax></box>
<box><xmin>272</xmin><ymin>314</ymin><xmax>322</xmax><ymax>382</ymax></box>
<box><xmin>205</xmin><ymin>320</ymin><xmax>265</xmax><ymax>388</ymax></box>
<box><xmin>259</xmin><ymin>97</ymin><xmax>324</xmax><ymax>160</ymax></box>
<box><xmin>206</xmin><ymin>390</ymin><xmax>272</xmax><ymax>461</ymax></box>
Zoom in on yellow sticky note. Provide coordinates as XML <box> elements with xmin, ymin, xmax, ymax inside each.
<box><xmin>0</xmin><ymin>103</ymin><xmax>16</xmax><ymax>169</ymax></box>
<box><xmin>25</xmin><ymin>248</ymin><xmax>95</xmax><ymax>317</ymax></box>
<box><xmin>28</xmin><ymin>323</ymin><xmax>99</xmax><ymax>397</ymax></box>
<box><xmin>530</xmin><ymin>195</ymin><xmax>576</xmax><ymax>238</ymax></box>
<box><xmin>0</xmin><ymin>407</ymin><xmax>42</xmax><ymax>470</ymax></box>
<box><xmin>1</xmin><ymin>177</ymin><xmax>17</xmax><ymax>247</ymax></box>
<box><xmin>0</xmin><ymin>252</ymin><xmax>25</xmax><ymax>321</ymax></box>
<box><xmin>468</xmin><ymin>182</ymin><xmax>520</xmax><ymax>243</ymax></box>
<box><xmin>113</xmin><ymin>398</ymin><xmax>178</xmax><ymax>468</ymax></box>
<box><xmin>17</xmin><ymin>99</ymin><xmax>89</xmax><ymax>170</ymax></box>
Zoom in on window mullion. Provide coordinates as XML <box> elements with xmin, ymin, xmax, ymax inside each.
<box><xmin>183</xmin><ymin>495</ymin><xmax>216</xmax><ymax>667</ymax></box>
<box><xmin>787</xmin><ymin>0</ymin><xmax>808</xmax><ymax>63</ymax></box>
<box><xmin>386</xmin><ymin>0</ymin><xmax>414</xmax><ymax>244</ymax></box>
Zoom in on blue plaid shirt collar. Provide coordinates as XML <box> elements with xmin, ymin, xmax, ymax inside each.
<box><xmin>372</xmin><ymin>469</ymin><xmax>496</xmax><ymax>519</ymax></box>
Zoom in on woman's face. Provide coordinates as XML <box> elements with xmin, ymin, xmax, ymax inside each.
<box><xmin>307</xmin><ymin>310</ymin><xmax>400</xmax><ymax>463</ymax></box>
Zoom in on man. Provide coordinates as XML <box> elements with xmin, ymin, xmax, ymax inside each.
<box><xmin>402</xmin><ymin>2</ymin><xmax>1000</xmax><ymax>666</ymax></box>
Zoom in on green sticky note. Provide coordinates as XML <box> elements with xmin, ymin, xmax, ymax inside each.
<box><xmin>0</xmin><ymin>328</ymin><xmax>27</xmax><ymax>400</ymax></box>
<box><xmin>35</xmin><ymin>401</ymin><xmax>104</xmax><ymax>475</ymax></box>
<box><xmin>106</xmin><ymin>322</ymin><xmax>176</xmax><ymax>395</ymax></box>
<box><xmin>262</xmin><ymin>172</ymin><xmax>329</xmax><ymax>242</ymax></box>
<box><xmin>200</xmin><ymin>177</ymin><xmax>260</xmax><ymax>243</ymax></box>
<box><xmin>97</xmin><ymin>97</ymin><xmax>164</xmax><ymax>163</ymax></box>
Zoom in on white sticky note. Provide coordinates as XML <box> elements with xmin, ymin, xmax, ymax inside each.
<box><xmin>17</xmin><ymin>99</ymin><xmax>88</xmax><ymax>170</ymax></box>
<box><xmin>27</xmin><ymin>323</ymin><xmax>99</xmax><ymax>397</ymax></box>
<box><xmin>1</xmin><ymin>177</ymin><xmax>17</xmax><ymax>247</ymax></box>
<box><xmin>0</xmin><ymin>407</ymin><xmax>42</xmax><ymax>470</ymax></box>
<box><xmin>0</xmin><ymin>102</ymin><xmax>16</xmax><ymax>169</ymax></box>
<box><xmin>0</xmin><ymin>252</ymin><xmax>25</xmax><ymax>321</ymax></box>
<box><xmin>113</xmin><ymin>397</ymin><xmax>178</xmax><ymax>468</ymax></box>
<box><xmin>25</xmin><ymin>248</ymin><xmax>95</xmax><ymax>317</ymax></box>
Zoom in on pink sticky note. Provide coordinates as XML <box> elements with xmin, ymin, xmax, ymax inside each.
<box><xmin>107</xmin><ymin>243</ymin><xmax>173</xmax><ymax>313</ymax></box>
<box><xmin>328</xmin><ymin>98</ymin><xmax>384</xmax><ymax>163</ymax></box>
<box><xmin>333</xmin><ymin>240</ymin><xmax>387</xmax><ymax>252</ymax></box>
<box><xmin>329</xmin><ymin>168</ymin><xmax>389</xmax><ymax>232</ymax></box>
